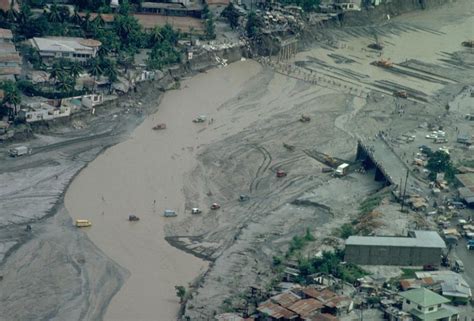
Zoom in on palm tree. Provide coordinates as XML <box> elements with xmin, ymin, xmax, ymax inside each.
<box><xmin>2</xmin><ymin>81</ymin><xmax>21</xmax><ymax>116</ymax></box>
<box><xmin>49</xmin><ymin>61</ymin><xmax>66</xmax><ymax>83</ymax></box>
<box><xmin>103</xmin><ymin>61</ymin><xmax>118</xmax><ymax>93</ymax></box>
<box><xmin>69</xmin><ymin>62</ymin><xmax>84</xmax><ymax>81</ymax></box>
<box><xmin>71</xmin><ymin>9</ymin><xmax>83</xmax><ymax>25</ymax></box>
<box><xmin>57</xmin><ymin>75</ymin><xmax>75</xmax><ymax>95</ymax></box>
<box><xmin>88</xmin><ymin>58</ymin><xmax>103</xmax><ymax>92</ymax></box>
<box><xmin>47</xmin><ymin>4</ymin><xmax>61</xmax><ymax>23</ymax></box>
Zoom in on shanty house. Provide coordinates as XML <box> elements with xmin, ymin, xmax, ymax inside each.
<box><xmin>399</xmin><ymin>288</ymin><xmax>459</xmax><ymax>321</ymax></box>
<box><xmin>344</xmin><ymin>230</ymin><xmax>446</xmax><ymax>266</ymax></box>
<box><xmin>29</xmin><ymin>37</ymin><xmax>101</xmax><ymax>64</ymax></box>
<box><xmin>257</xmin><ymin>300</ymin><xmax>298</xmax><ymax>320</ymax></box>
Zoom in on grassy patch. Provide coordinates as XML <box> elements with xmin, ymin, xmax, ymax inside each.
<box><xmin>400</xmin><ymin>268</ymin><xmax>422</xmax><ymax>279</ymax></box>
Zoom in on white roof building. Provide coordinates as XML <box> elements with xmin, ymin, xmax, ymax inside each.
<box><xmin>30</xmin><ymin>37</ymin><xmax>101</xmax><ymax>63</ymax></box>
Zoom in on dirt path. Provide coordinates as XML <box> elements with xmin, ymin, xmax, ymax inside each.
<box><xmin>64</xmin><ymin>61</ymin><xmax>261</xmax><ymax>321</ymax></box>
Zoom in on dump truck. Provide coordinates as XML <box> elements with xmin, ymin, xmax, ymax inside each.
<box><xmin>335</xmin><ymin>163</ymin><xmax>349</xmax><ymax>176</ymax></box>
<box><xmin>9</xmin><ymin>146</ymin><xmax>29</xmax><ymax>157</ymax></box>
<box><xmin>128</xmin><ymin>215</ymin><xmax>140</xmax><ymax>221</ymax></box>
<box><xmin>75</xmin><ymin>219</ymin><xmax>92</xmax><ymax>227</ymax></box>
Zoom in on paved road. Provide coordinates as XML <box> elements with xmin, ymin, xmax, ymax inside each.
<box><xmin>453</xmin><ymin>238</ymin><xmax>474</xmax><ymax>289</ymax></box>
<box><xmin>360</xmin><ymin>137</ymin><xmax>425</xmax><ymax>194</ymax></box>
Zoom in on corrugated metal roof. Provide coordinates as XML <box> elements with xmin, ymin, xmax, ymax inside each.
<box><xmin>257</xmin><ymin>300</ymin><xmax>297</xmax><ymax>319</ymax></box>
<box><xmin>287</xmin><ymin>299</ymin><xmax>323</xmax><ymax>316</ymax></box>
<box><xmin>346</xmin><ymin>230</ymin><xmax>445</xmax><ymax>248</ymax></box>
<box><xmin>456</xmin><ymin>173</ymin><xmax>474</xmax><ymax>187</ymax></box>
<box><xmin>270</xmin><ymin>291</ymin><xmax>301</xmax><ymax>308</ymax></box>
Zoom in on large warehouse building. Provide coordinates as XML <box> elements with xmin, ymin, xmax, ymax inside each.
<box><xmin>344</xmin><ymin>230</ymin><xmax>446</xmax><ymax>266</ymax></box>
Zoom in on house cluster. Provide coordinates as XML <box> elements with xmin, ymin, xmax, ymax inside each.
<box><xmin>400</xmin><ymin>271</ymin><xmax>472</xmax><ymax>305</ymax></box>
<box><xmin>0</xmin><ymin>28</ymin><xmax>21</xmax><ymax>81</ymax></box>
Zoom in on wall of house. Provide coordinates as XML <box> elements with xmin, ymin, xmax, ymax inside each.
<box><xmin>345</xmin><ymin>244</ymin><xmax>442</xmax><ymax>266</ymax></box>
<box><xmin>402</xmin><ymin>299</ymin><xmax>441</xmax><ymax>315</ymax></box>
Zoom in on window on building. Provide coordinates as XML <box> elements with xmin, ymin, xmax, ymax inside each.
<box><xmin>428</xmin><ymin>307</ymin><xmax>434</xmax><ymax>311</ymax></box>
<box><xmin>417</xmin><ymin>305</ymin><xmax>422</xmax><ymax>310</ymax></box>
<box><xmin>62</xmin><ymin>53</ymin><xmax>69</xmax><ymax>57</ymax></box>
<box><xmin>406</xmin><ymin>300</ymin><xmax>411</xmax><ymax>304</ymax></box>
<box><xmin>438</xmin><ymin>304</ymin><xmax>442</xmax><ymax>308</ymax></box>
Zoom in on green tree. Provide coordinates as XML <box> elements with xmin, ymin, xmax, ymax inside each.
<box><xmin>56</xmin><ymin>74</ymin><xmax>75</xmax><ymax>95</ymax></box>
<box><xmin>49</xmin><ymin>60</ymin><xmax>67</xmax><ymax>83</ymax></box>
<box><xmin>426</xmin><ymin>151</ymin><xmax>451</xmax><ymax>174</ymax></box>
<box><xmin>246</xmin><ymin>12</ymin><xmax>263</xmax><ymax>39</ymax></box>
<box><xmin>69</xmin><ymin>62</ymin><xmax>84</xmax><ymax>81</ymax></box>
<box><xmin>1</xmin><ymin>81</ymin><xmax>21</xmax><ymax>115</ymax></box>
<box><xmin>174</xmin><ymin>285</ymin><xmax>186</xmax><ymax>303</ymax></box>
<box><xmin>205</xmin><ymin>11</ymin><xmax>216</xmax><ymax>40</ymax></box>
<box><xmin>47</xmin><ymin>4</ymin><xmax>62</xmax><ymax>23</ymax></box>
<box><xmin>221</xmin><ymin>3</ymin><xmax>240</xmax><ymax>29</ymax></box>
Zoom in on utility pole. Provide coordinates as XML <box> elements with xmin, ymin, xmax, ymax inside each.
<box><xmin>400</xmin><ymin>169</ymin><xmax>409</xmax><ymax>212</ymax></box>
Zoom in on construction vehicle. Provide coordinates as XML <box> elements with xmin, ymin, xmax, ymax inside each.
<box><xmin>372</xmin><ymin>59</ymin><xmax>393</xmax><ymax>68</ymax></box>
<box><xmin>299</xmin><ymin>114</ymin><xmax>311</xmax><ymax>123</ymax></box>
<box><xmin>393</xmin><ymin>90</ymin><xmax>408</xmax><ymax>99</ymax></box>
<box><xmin>368</xmin><ymin>34</ymin><xmax>384</xmax><ymax>50</ymax></box>
<box><xmin>283</xmin><ymin>143</ymin><xmax>295</xmax><ymax>151</ymax></box>
<box><xmin>9</xmin><ymin>146</ymin><xmax>29</xmax><ymax>157</ymax></box>
<box><xmin>128</xmin><ymin>215</ymin><xmax>140</xmax><ymax>221</ymax></box>
<box><xmin>276</xmin><ymin>169</ymin><xmax>287</xmax><ymax>177</ymax></box>
<box><xmin>462</xmin><ymin>40</ymin><xmax>474</xmax><ymax>48</ymax></box>
<box><xmin>210</xmin><ymin>203</ymin><xmax>221</xmax><ymax>210</ymax></box>
<box><xmin>75</xmin><ymin>219</ymin><xmax>92</xmax><ymax>227</ymax></box>
<box><xmin>152</xmin><ymin>123</ymin><xmax>166</xmax><ymax>130</ymax></box>
<box><xmin>192</xmin><ymin>115</ymin><xmax>207</xmax><ymax>123</ymax></box>
<box><xmin>335</xmin><ymin>163</ymin><xmax>349</xmax><ymax>177</ymax></box>
<box><xmin>163</xmin><ymin>209</ymin><xmax>177</xmax><ymax>217</ymax></box>
<box><xmin>191</xmin><ymin>208</ymin><xmax>202</xmax><ymax>214</ymax></box>
<box><xmin>323</xmin><ymin>154</ymin><xmax>337</xmax><ymax>167</ymax></box>
<box><xmin>239</xmin><ymin>195</ymin><xmax>250</xmax><ymax>202</ymax></box>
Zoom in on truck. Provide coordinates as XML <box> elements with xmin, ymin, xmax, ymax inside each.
<box><xmin>75</xmin><ymin>219</ymin><xmax>92</xmax><ymax>227</ymax></box>
<box><xmin>9</xmin><ymin>146</ymin><xmax>29</xmax><ymax>157</ymax></box>
<box><xmin>468</xmin><ymin>240</ymin><xmax>474</xmax><ymax>250</ymax></box>
<box><xmin>335</xmin><ymin>163</ymin><xmax>349</xmax><ymax>177</ymax></box>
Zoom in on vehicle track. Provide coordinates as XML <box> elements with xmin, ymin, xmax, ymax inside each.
<box><xmin>249</xmin><ymin>145</ymin><xmax>272</xmax><ymax>193</ymax></box>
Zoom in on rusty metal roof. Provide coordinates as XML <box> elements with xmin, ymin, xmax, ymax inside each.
<box><xmin>288</xmin><ymin>299</ymin><xmax>323</xmax><ymax>317</ymax></box>
<box><xmin>270</xmin><ymin>291</ymin><xmax>301</xmax><ymax>308</ymax></box>
<box><xmin>257</xmin><ymin>300</ymin><xmax>297</xmax><ymax>319</ymax></box>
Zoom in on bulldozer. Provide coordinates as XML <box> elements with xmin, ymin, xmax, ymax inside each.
<box><xmin>372</xmin><ymin>59</ymin><xmax>393</xmax><ymax>68</ymax></box>
<box><xmin>283</xmin><ymin>143</ymin><xmax>296</xmax><ymax>152</ymax></box>
<box><xmin>323</xmin><ymin>154</ymin><xmax>337</xmax><ymax>167</ymax></box>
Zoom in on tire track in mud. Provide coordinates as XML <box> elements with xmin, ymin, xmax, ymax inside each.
<box><xmin>249</xmin><ymin>145</ymin><xmax>272</xmax><ymax>193</ymax></box>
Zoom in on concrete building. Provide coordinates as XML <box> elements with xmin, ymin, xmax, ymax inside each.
<box><xmin>399</xmin><ymin>288</ymin><xmax>459</xmax><ymax>321</ymax></box>
<box><xmin>18</xmin><ymin>103</ymin><xmax>71</xmax><ymax>123</ymax></box>
<box><xmin>344</xmin><ymin>230</ymin><xmax>446</xmax><ymax>266</ymax></box>
<box><xmin>29</xmin><ymin>37</ymin><xmax>101</xmax><ymax>64</ymax></box>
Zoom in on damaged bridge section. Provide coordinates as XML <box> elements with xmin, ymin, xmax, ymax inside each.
<box><xmin>356</xmin><ymin>137</ymin><xmax>412</xmax><ymax>189</ymax></box>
